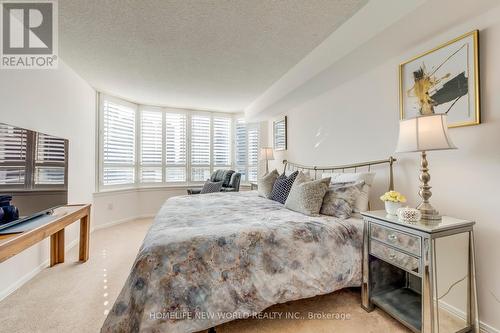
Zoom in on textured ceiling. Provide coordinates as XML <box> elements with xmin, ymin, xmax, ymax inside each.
<box><xmin>59</xmin><ymin>0</ymin><xmax>367</xmax><ymax>111</ymax></box>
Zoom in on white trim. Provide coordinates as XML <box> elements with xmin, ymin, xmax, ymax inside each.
<box><xmin>0</xmin><ymin>216</ymin><xmax>154</xmax><ymax>302</ymax></box>
<box><xmin>0</xmin><ymin>237</ymin><xmax>79</xmax><ymax>302</ymax></box>
<box><xmin>439</xmin><ymin>300</ymin><xmax>499</xmax><ymax>333</ymax></box>
<box><xmin>0</xmin><ymin>261</ymin><xmax>48</xmax><ymax>302</ymax></box>
<box><xmin>91</xmin><ymin>214</ymin><xmax>155</xmax><ymax>232</ymax></box>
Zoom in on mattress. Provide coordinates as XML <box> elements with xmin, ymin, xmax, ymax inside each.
<box><xmin>101</xmin><ymin>191</ymin><xmax>363</xmax><ymax>333</ymax></box>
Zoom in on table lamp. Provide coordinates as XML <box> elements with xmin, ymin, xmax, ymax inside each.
<box><xmin>261</xmin><ymin>147</ymin><xmax>275</xmax><ymax>174</ymax></box>
<box><xmin>395</xmin><ymin>114</ymin><xmax>457</xmax><ymax>221</ymax></box>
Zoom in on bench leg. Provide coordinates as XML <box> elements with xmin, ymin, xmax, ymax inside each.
<box><xmin>79</xmin><ymin>214</ymin><xmax>90</xmax><ymax>262</ymax></box>
<box><xmin>50</xmin><ymin>229</ymin><xmax>65</xmax><ymax>267</ymax></box>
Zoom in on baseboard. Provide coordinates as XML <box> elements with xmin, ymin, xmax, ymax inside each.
<box><xmin>91</xmin><ymin>214</ymin><xmax>154</xmax><ymax>232</ymax></box>
<box><xmin>439</xmin><ymin>300</ymin><xmax>499</xmax><ymax>333</ymax></box>
<box><xmin>0</xmin><ymin>237</ymin><xmax>80</xmax><ymax>302</ymax></box>
<box><xmin>0</xmin><ymin>214</ymin><xmax>151</xmax><ymax>302</ymax></box>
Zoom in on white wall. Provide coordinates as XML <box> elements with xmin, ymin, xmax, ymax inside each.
<box><xmin>92</xmin><ymin>188</ymin><xmax>187</xmax><ymax>228</ymax></box>
<box><xmin>263</xmin><ymin>6</ymin><xmax>500</xmax><ymax>332</ymax></box>
<box><xmin>0</xmin><ymin>61</ymin><xmax>96</xmax><ymax>299</ymax></box>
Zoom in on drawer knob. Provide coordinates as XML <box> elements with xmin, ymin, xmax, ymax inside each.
<box><xmin>388</xmin><ymin>234</ymin><xmax>398</xmax><ymax>242</ymax></box>
<box><xmin>389</xmin><ymin>253</ymin><xmax>397</xmax><ymax>259</ymax></box>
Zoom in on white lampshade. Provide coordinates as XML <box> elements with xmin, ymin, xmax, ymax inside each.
<box><xmin>261</xmin><ymin>147</ymin><xmax>275</xmax><ymax>160</ymax></box>
<box><xmin>395</xmin><ymin>114</ymin><xmax>457</xmax><ymax>153</ymax></box>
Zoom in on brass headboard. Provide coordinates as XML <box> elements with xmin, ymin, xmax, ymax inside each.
<box><xmin>282</xmin><ymin>156</ymin><xmax>396</xmax><ymax>191</ymax></box>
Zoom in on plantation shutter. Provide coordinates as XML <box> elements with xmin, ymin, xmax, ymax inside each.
<box><xmin>102</xmin><ymin>99</ymin><xmax>136</xmax><ymax>185</ymax></box>
<box><xmin>140</xmin><ymin>110</ymin><xmax>163</xmax><ymax>183</ymax></box>
<box><xmin>247</xmin><ymin>125</ymin><xmax>259</xmax><ymax>182</ymax></box>
<box><xmin>0</xmin><ymin>123</ymin><xmax>28</xmax><ymax>185</ymax></box>
<box><xmin>234</xmin><ymin>119</ymin><xmax>248</xmax><ymax>181</ymax></box>
<box><xmin>190</xmin><ymin>114</ymin><xmax>211</xmax><ymax>181</ymax></box>
<box><xmin>213</xmin><ymin>116</ymin><xmax>231</xmax><ymax>167</ymax></box>
<box><xmin>165</xmin><ymin>112</ymin><xmax>187</xmax><ymax>182</ymax></box>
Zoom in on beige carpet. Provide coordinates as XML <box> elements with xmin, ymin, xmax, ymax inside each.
<box><xmin>0</xmin><ymin>218</ymin><xmax>413</xmax><ymax>333</ymax></box>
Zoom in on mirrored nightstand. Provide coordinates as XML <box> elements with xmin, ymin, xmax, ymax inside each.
<box><xmin>361</xmin><ymin>210</ymin><xmax>479</xmax><ymax>333</ymax></box>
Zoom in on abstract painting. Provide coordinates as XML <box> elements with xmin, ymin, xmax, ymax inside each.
<box><xmin>273</xmin><ymin>116</ymin><xmax>287</xmax><ymax>151</ymax></box>
<box><xmin>399</xmin><ymin>30</ymin><xmax>480</xmax><ymax>128</ymax></box>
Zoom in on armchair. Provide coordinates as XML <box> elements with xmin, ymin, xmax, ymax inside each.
<box><xmin>187</xmin><ymin>170</ymin><xmax>241</xmax><ymax>195</ymax></box>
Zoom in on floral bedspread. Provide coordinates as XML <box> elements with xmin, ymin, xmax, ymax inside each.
<box><xmin>101</xmin><ymin>191</ymin><xmax>363</xmax><ymax>333</ymax></box>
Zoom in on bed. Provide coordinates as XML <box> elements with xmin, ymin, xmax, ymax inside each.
<box><xmin>101</xmin><ymin>158</ymin><xmax>395</xmax><ymax>333</ymax></box>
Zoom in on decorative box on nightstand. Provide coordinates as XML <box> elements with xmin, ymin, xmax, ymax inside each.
<box><xmin>361</xmin><ymin>211</ymin><xmax>479</xmax><ymax>333</ymax></box>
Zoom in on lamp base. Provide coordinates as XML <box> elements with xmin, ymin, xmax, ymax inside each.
<box><xmin>416</xmin><ymin>202</ymin><xmax>441</xmax><ymax>221</ymax></box>
<box><xmin>417</xmin><ymin>151</ymin><xmax>441</xmax><ymax>222</ymax></box>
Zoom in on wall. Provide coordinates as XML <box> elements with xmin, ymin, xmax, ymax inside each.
<box><xmin>92</xmin><ymin>187</ymin><xmax>189</xmax><ymax>228</ymax></box>
<box><xmin>0</xmin><ymin>60</ymin><xmax>96</xmax><ymax>300</ymax></box>
<box><xmin>264</xmin><ymin>6</ymin><xmax>500</xmax><ymax>332</ymax></box>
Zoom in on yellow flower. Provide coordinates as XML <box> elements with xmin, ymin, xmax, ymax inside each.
<box><xmin>380</xmin><ymin>191</ymin><xmax>406</xmax><ymax>203</ymax></box>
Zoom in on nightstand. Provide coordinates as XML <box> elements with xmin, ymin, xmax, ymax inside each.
<box><xmin>361</xmin><ymin>211</ymin><xmax>479</xmax><ymax>333</ymax></box>
<box><xmin>250</xmin><ymin>182</ymin><xmax>258</xmax><ymax>190</ymax></box>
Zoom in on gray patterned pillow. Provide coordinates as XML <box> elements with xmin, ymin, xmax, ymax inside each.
<box><xmin>320</xmin><ymin>181</ymin><xmax>365</xmax><ymax>218</ymax></box>
<box><xmin>258</xmin><ymin>169</ymin><xmax>279</xmax><ymax>198</ymax></box>
<box><xmin>200</xmin><ymin>181</ymin><xmax>223</xmax><ymax>194</ymax></box>
<box><xmin>284</xmin><ymin>173</ymin><xmax>331</xmax><ymax>216</ymax></box>
<box><xmin>269</xmin><ymin>171</ymin><xmax>299</xmax><ymax>204</ymax></box>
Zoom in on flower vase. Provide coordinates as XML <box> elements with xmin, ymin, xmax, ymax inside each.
<box><xmin>385</xmin><ymin>201</ymin><xmax>402</xmax><ymax>216</ymax></box>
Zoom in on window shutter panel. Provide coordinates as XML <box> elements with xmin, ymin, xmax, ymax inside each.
<box><xmin>165</xmin><ymin>112</ymin><xmax>187</xmax><ymax>182</ymax></box>
<box><xmin>190</xmin><ymin>115</ymin><xmax>211</xmax><ymax>181</ymax></box>
<box><xmin>140</xmin><ymin>110</ymin><xmax>162</xmax><ymax>183</ymax></box>
<box><xmin>102</xmin><ymin>99</ymin><xmax>136</xmax><ymax>185</ymax></box>
<box><xmin>234</xmin><ymin>119</ymin><xmax>247</xmax><ymax>181</ymax></box>
<box><xmin>213</xmin><ymin>116</ymin><xmax>231</xmax><ymax>167</ymax></box>
<box><xmin>247</xmin><ymin>125</ymin><xmax>259</xmax><ymax>182</ymax></box>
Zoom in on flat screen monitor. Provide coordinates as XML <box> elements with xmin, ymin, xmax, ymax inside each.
<box><xmin>0</xmin><ymin>122</ymin><xmax>68</xmax><ymax>231</ymax></box>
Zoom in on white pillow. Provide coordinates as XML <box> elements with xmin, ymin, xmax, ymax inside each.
<box><xmin>258</xmin><ymin>169</ymin><xmax>279</xmax><ymax>198</ymax></box>
<box><xmin>321</xmin><ymin>172</ymin><xmax>375</xmax><ymax>213</ymax></box>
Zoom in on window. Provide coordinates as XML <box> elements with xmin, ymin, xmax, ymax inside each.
<box><xmin>213</xmin><ymin>116</ymin><xmax>232</xmax><ymax>168</ymax></box>
<box><xmin>102</xmin><ymin>98</ymin><xmax>136</xmax><ymax>186</ymax></box>
<box><xmin>165</xmin><ymin>112</ymin><xmax>187</xmax><ymax>182</ymax></box>
<box><xmin>140</xmin><ymin>109</ymin><xmax>163</xmax><ymax>183</ymax></box>
<box><xmin>235</xmin><ymin>119</ymin><xmax>260</xmax><ymax>182</ymax></box>
<box><xmin>247</xmin><ymin>125</ymin><xmax>259</xmax><ymax>182</ymax></box>
<box><xmin>98</xmin><ymin>94</ymin><xmax>260</xmax><ymax>189</ymax></box>
<box><xmin>190</xmin><ymin>114</ymin><xmax>211</xmax><ymax>181</ymax></box>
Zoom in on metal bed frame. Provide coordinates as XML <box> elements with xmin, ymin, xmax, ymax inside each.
<box><xmin>282</xmin><ymin>156</ymin><xmax>396</xmax><ymax>191</ymax></box>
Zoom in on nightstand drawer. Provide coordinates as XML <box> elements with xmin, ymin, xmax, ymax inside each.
<box><xmin>370</xmin><ymin>223</ymin><xmax>421</xmax><ymax>257</ymax></box>
<box><xmin>369</xmin><ymin>240</ymin><xmax>420</xmax><ymax>275</ymax></box>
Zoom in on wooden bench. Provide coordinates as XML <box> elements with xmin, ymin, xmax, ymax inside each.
<box><xmin>0</xmin><ymin>204</ymin><xmax>91</xmax><ymax>266</ymax></box>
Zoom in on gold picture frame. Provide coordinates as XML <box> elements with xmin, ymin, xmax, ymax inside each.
<box><xmin>399</xmin><ymin>30</ymin><xmax>480</xmax><ymax>128</ymax></box>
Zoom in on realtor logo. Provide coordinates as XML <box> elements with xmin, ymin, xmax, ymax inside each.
<box><xmin>1</xmin><ymin>0</ymin><xmax>58</xmax><ymax>69</ymax></box>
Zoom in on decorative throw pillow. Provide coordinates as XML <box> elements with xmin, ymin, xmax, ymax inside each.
<box><xmin>200</xmin><ymin>181</ymin><xmax>223</xmax><ymax>194</ymax></box>
<box><xmin>285</xmin><ymin>174</ymin><xmax>331</xmax><ymax>216</ymax></box>
<box><xmin>258</xmin><ymin>169</ymin><xmax>279</xmax><ymax>198</ymax></box>
<box><xmin>320</xmin><ymin>181</ymin><xmax>365</xmax><ymax>218</ymax></box>
<box><xmin>269</xmin><ymin>171</ymin><xmax>299</xmax><ymax>204</ymax></box>
<box><xmin>322</xmin><ymin>172</ymin><xmax>375</xmax><ymax>213</ymax></box>
<box><xmin>285</xmin><ymin>167</ymin><xmax>311</xmax><ymax>179</ymax></box>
